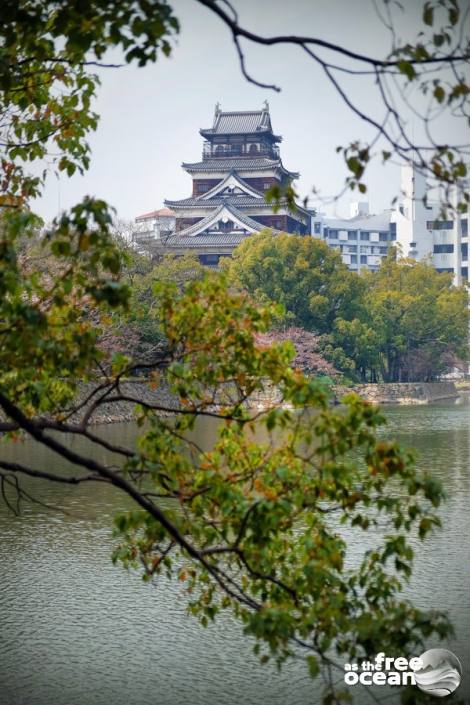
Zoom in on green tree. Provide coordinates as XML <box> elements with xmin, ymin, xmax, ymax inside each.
<box><xmin>120</xmin><ymin>253</ymin><xmax>206</xmax><ymax>356</ymax></box>
<box><xmin>225</xmin><ymin>232</ymin><xmax>364</xmax><ymax>334</ymax></box>
<box><xmin>330</xmin><ymin>317</ymin><xmax>382</xmax><ymax>383</ymax></box>
<box><xmin>334</xmin><ymin>254</ymin><xmax>469</xmax><ymax>382</ymax></box>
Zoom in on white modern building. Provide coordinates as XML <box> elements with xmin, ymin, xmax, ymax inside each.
<box><xmin>311</xmin><ymin>202</ymin><xmax>395</xmax><ymax>272</ymax></box>
<box><xmin>312</xmin><ymin>164</ymin><xmax>469</xmax><ymax>282</ymax></box>
<box><xmin>392</xmin><ymin>163</ymin><xmax>468</xmax><ymax>285</ymax></box>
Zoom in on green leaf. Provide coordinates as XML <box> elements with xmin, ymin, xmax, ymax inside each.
<box><xmin>433</xmin><ymin>85</ymin><xmax>445</xmax><ymax>103</ymax></box>
<box><xmin>423</xmin><ymin>3</ymin><xmax>434</xmax><ymax>26</ymax></box>
<box><xmin>307</xmin><ymin>655</ymin><xmax>319</xmax><ymax>677</ymax></box>
<box><xmin>397</xmin><ymin>60</ymin><xmax>416</xmax><ymax>81</ymax></box>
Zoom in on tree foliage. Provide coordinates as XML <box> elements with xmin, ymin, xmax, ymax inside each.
<box><xmin>0</xmin><ymin>0</ymin><xmax>178</xmax><ymax>205</ymax></box>
<box><xmin>226</xmin><ymin>236</ymin><xmax>469</xmax><ymax>382</ymax></box>
<box><xmin>334</xmin><ymin>254</ymin><xmax>470</xmax><ymax>382</ymax></box>
<box><xmin>113</xmin><ymin>253</ymin><xmax>206</xmax><ymax>358</ymax></box>
<box><xmin>225</xmin><ymin>232</ymin><xmax>364</xmax><ymax>334</ymax></box>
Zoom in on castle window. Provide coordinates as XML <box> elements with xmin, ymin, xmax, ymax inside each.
<box><xmin>194</xmin><ymin>181</ymin><xmax>213</xmax><ymax>194</ymax></box>
<box><xmin>199</xmin><ymin>254</ymin><xmax>220</xmax><ymax>265</ymax></box>
<box><xmin>249</xmin><ymin>144</ymin><xmax>258</xmax><ymax>153</ymax></box>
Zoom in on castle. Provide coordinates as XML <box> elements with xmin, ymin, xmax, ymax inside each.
<box><xmin>134</xmin><ymin>103</ymin><xmax>310</xmax><ymax>265</ymax></box>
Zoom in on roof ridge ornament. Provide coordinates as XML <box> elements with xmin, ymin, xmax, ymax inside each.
<box><xmin>263</xmin><ymin>100</ymin><xmax>269</xmax><ymax>111</ymax></box>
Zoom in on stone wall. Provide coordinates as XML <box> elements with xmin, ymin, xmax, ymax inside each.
<box><xmin>331</xmin><ymin>381</ymin><xmax>458</xmax><ymax>405</ymax></box>
<box><xmin>69</xmin><ymin>381</ymin><xmax>179</xmax><ymax>425</ymax></box>
<box><xmin>49</xmin><ymin>379</ymin><xmax>461</xmax><ymax>428</ymax></box>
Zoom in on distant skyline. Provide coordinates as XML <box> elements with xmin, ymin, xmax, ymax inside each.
<box><xmin>33</xmin><ymin>0</ymin><xmax>463</xmax><ymax>224</ymax></box>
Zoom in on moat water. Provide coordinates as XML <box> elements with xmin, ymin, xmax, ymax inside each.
<box><xmin>0</xmin><ymin>400</ymin><xmax>469</xmax><ymax>704</ymax></box>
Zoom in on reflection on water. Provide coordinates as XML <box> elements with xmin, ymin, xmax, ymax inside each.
<box><xmin>0</xmin><ymin>400</ymin><xmax>469</xmax><ymax>705</ymax></box>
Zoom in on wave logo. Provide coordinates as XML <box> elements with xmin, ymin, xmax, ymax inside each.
<box><xmin>414</xmin><ymin>649</ymin><xmax>462</xmax><ymax>698</ymax></box>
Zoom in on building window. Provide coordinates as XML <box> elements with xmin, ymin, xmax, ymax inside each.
<box><xmin>360</xmin><ymin>231</ymin><xmax>370</xmax><ymax>241</ymax></box>
<box><xmin>433</xmin><ymin>244</ymin><xmax>454</xmax><ymax>253</ymax></box>
<box><xmin>199</xmin><ymin>254</ymin><xmax>220</xmax><ymax>265</ymax></box>
<box><xmin>462</xmin><ymin>243</ymin><xmax>468</xmax><ymax>260</ymax></box>
<box><xmin>390</xmin><ymin>222</ymin><xmax>397</xmax><ymax>240</ymax></box>
<box><xmin>347</xmin><ymin>246</ymin><xmax>357</xmax><ymax>253</ymax></box>
<box><xmin>360</xmin><ymin>255</ymin><xmax>367</xmax><ymax>264</ymax></box>
<box><xmin>194</xmin><ymin>181</ymin><xmax>215</xmax><ymax>194</ymax></box>
<box><xmin>218</xmin><ymin>219</ymin><xmax>234</xmax><ymax>232</ymax></box>
<box><xmin>379</xmin><ymin>232</ymin><xmax>388</xmax><ymax>241</ymax></box>
<box><xmin>328</xmin><ymin>229</ymin><xmax>338</xmax><ymax>238</ymax></box>
<box><xmin>314</xmin><ymin>222</ymin><xmax>322</xmax><ymax>234</ymax></box>
<box><xmin>351</xmin><ymin>255</ymin><xmax>357</xmax><ymax>264</ymax></box>
<box><xmin>427</xmin><ymin>220</ymin><xmax>454</xmax><ymax>230</ymax></box>
<box><xmin>462</xmin><ymin>219</ymin><xmax>468</xmax><ymax>237</ymax></box>
<box><xmin>347</xmin><ymin>231</ymin><xmax>357</xmax><ymax>240</ymax></box>
<box><xmin>436</xmin><ymin>267</ymin><xmax>454</xmax><ymax>273</ymax></box>
<box><xmin>462</xmin><ymin>267</ymin><xmax>468</xmax><ymax>279</ymax></box>
<box><xmin>379</xmin><ymin>246</ymin><xmax>388</xmax><ymax>254</ymax></box>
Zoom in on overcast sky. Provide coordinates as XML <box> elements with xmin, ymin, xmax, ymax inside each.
<box><xmin>34</xmin><ymin>0</ymin><xmax>464</xmax><ymax>223</ymax></box>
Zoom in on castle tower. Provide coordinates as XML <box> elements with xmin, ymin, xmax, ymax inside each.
<box><xmin>153</xmin><ymin>104</ymin><xmax>310</xmax><ymax>265</ymax></box>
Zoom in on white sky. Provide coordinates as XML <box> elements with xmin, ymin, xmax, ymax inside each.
<box><xmin>34</xmin><ymin>0</ymin><xmax>466</xmax><ymax>223</ymax></box>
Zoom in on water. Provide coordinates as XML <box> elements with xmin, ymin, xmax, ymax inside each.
<box><xmin>0</xmin><ymin>401</ymin><xmax>469</xmax><ymax>705</ymax></box>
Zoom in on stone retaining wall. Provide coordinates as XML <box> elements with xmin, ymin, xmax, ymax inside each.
<box><xmin>35</xmin><ymin>379</ymin><xmax>461</xmax><ymax>428</ymax></box>
<box><xmin>331</xmin><ymin>381</ymin><xmax>458</xmax><ymax>405</ymax></box>
<box><xmin>69</xmin><ymin>381</ymin><xmax>179</xmax><ymax>425</ymax></box>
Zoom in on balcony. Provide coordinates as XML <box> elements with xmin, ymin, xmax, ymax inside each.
<box><xmin>202</xmin><ymin>142</ymin><xmax>280</xmax><ymax>160</ymax></box>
